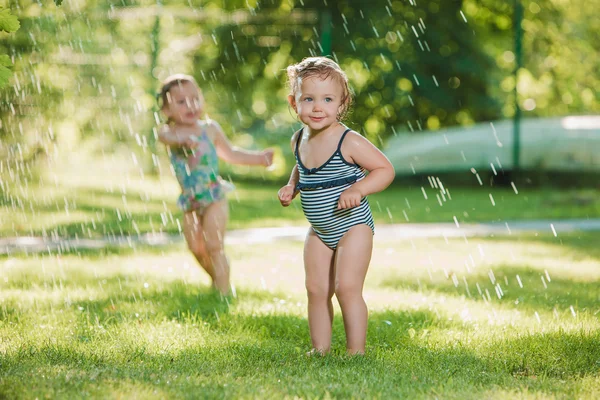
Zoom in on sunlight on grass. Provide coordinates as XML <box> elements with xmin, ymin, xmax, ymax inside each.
<box><xmin>2</xmin><ymin>155</ymin><xmax>600</xmax><ymax>238</ymax></box>
<box><xmin>1</xmin><ymin>233</ymin><xmax>599</xmax><ymax>398</ymax></box>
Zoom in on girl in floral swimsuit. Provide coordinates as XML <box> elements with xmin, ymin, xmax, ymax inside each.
<box><xmin>158</xmin><ymin>74</ymin><xmax>274</xmax><ymax>294</ymax></box>
<box><xmin>169</xmin><ymin>122</ymin><xmax>231</xmax><ymax>213</ymax></box>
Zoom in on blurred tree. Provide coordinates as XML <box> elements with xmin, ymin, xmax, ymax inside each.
<box><xmin>0</xmin><ymin>0</ymin><xmax>63</xmax><ymax>87</ymax></box>
<box><xmin>0</xmin><ymin>8</ymin><xmax>21</xmax><ymax>88</ymax></box>
<box><xmin>209</xmin><ymin>0</ymin><xmax>503</xmax><ymax>144</ymax></box>
<box><xmin>1</xmin><ymin>0</ymin><xmax>598</xmax><ymax>173</ymax></box>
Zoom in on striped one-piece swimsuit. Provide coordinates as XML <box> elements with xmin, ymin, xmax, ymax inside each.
<box><xmin>295</xmin><ymin>128</ymin><xmax>375</xmax><ymax>249</ymax></box>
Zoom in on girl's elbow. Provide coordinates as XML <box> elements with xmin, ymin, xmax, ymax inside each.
<box><xmin>385</xmin><ymin>163</ymin><xmax>395</xmax><ymax>178</ymax></box>
<box><xmin>386</xmin><ymin>165</ymin><xmax>396</xmax><ymax>185</ymax></box>
<box><xmin>157</xmin><ymin>132</ymin><xmax>171</xmax><ymax>144</ymax></box>
<box><xmin>219</xmin><ymin>153</ymin><xmax>234</xmax><ymax>164</ymax></box>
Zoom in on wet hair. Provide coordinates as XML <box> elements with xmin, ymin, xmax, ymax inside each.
<box><xmin>157</xmin><ymin>74</ymin><xmax>198</xmax><ymax>109</ymax></box>
<box><xmin>286</xmin><ymin>56</ymin><xmax>352</xmax><ymax>121</ymax></box>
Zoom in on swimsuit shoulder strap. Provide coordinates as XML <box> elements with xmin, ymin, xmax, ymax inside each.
<box><xmin>294</xmin><ymin>127</ymin><xmax>304</xmax><ymax>155</ymax></box>
<box><xmin>336</xmin><ymin>128</ymin><xmax>352</xmax><ymax>152</ymax></box>
<box><xmin>197</xmin><ymin>120</ymin><xmax>210</xmax><ymax>140</ymax></box>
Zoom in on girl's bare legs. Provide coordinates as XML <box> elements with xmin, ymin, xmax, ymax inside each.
<box><xmin>304</xmin><ymin>229</ymin><xmax>336</xmax><ymax>353</ymax></box>
<box><xmin>334</xmin><ymin>224</ymin><xmax>373</xmax><ymax>355</ymax></box>
<box><xmin>201</xmin><ymin>199</ymin><xmax>230</xmax><ymax>294</ymax></box>
<box><xmin>181</xmin><ymin>199</ymin><xmax>230</xmax><ymax>294</ymax></box>
<box><xmin>182</xmin><ymin>210</ymin><xmax>215</xmax><ymax>283</ymax></box>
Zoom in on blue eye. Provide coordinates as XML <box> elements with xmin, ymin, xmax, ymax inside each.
<box><xmin>304</xmin><ymin>97</ymin><xmax>312</xmax><ymax>102</ymax></box>
<box><xmin>325</xmin><ymin>98</ymin><xmax>332</xmax><ymax>103</ymax></box>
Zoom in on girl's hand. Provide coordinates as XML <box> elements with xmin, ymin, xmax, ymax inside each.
<box><xmin>278</xmin><ymin>184</ymin><xmax>297</xmax><ymax>207</ymax></box>
<box><xmin>337</xmin><ymin>186</ymin><xmax>362</xmax><ymax>209</ymax></box>
<box><xmin>261</xmin><ymin>149</ymin><xmax>275</xmax><ymax>167</ymax></box>
<box><xmin>183</xmin><ymin>136</ymin><xmax>200</xmax><ymax>149</ymax></box>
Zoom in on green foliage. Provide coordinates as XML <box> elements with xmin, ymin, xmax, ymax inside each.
<box><xmin>1</xmin><ymin>0</ymin><xmax>598</xmax><ymax>172</ymax></box>
<box><xmin>0</xmin><ymin>8</ymin><xmax>20</xmax><ymax>32</ymax></box>
<box><xmin>0</xmin><ymin>1</ymin><xmax>61</xmax><ymax>87</ymax></box>
<box><xmin>0</xmin><ymin>54</ymin><xmax>13</xmax><ymax>86</ymax></box>
<box><xmin>207</xmin><ymin>0</ymin><xmax>503</xmax><ymax>142</ymax></box>
<box><xmin>207</xmin><ymin>0</ymin><xmax>599</xmax><ymax>140</ymax></box>
<box><xmin>0</xmin><ymin>8</ymin><xmax>20</xmax><ymax>88</ymax></box>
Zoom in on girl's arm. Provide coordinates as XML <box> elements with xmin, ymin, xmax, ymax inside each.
<box><xmin>278</xmin><ymin>164</ymin><xmax>299</xmax><ymax>207</ymax></box>
<box><xmin>278</xmin><ymin>131</ymin><xmax>301</xmax><ymax>206</ymax></box>
<box><xmin>157</xmin><ymin>125</ymin><xmax>195</xmax><ymax>148</ymax></box>
<box><xmin>286</xmin><ymin>164</ymin><xmax>300</xmax><ymax>187</ymax></box>
<box><xmin>210</xmin><ymin>120</ymin><xmax>272</xmax><ymax>166</ymax></box>
<box><xmin>342</xmin><ymin>131</ymin><xmax>395</xmax><ymax>197</ymax></box>
<box><xmin>285</xmin><ymin>129</ymin><xmax>301</xmax><ymax>188</ymax></box>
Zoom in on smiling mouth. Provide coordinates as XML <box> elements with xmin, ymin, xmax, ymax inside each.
<box><xmin>310</xmin><ymin>117</ymin><xmax>324</xmax><ymax>121</ymax></box>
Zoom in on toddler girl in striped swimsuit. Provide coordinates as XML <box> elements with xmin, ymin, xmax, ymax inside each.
<box><xmin>278</xmin><ymin>57</ymin><xmax>395</xmax><ymax>355</ymax></box>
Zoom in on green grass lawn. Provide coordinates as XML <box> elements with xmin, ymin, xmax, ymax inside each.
<box><xmin>1</xmin><ymin>233</ymin><xmax>599</xmax><ymax>398</ymax></box>
<box><xmin>1</xmin><ymin>153</ymin><xmax>599</xmax><ymax>238</ymax></box>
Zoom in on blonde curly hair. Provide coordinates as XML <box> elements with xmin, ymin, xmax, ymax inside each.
<box><xmin>286</xmin><ymin>57</ymin><xmax>352</xmax><ymax>121</ymax></box>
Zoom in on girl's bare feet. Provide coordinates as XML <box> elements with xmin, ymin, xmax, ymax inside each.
<box><xmin>305</xmin><ymin>348</ymin><xmax>328</xmax><ymax>357</ymax></box>
<box><xmin>346</xmin><ymin>349</ymin><xmax>365</xmax><ymax>356</ymax></box>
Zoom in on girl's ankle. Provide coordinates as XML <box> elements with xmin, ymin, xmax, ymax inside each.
<box><xmin>306</xmin><ymin>348</ymin><xmax>329</xmax><ymax>357</ymax></box>
<box><xmin>346</xmin><ymin>349</ymin><xmax>365</xmax><ymax>356</ymax></box>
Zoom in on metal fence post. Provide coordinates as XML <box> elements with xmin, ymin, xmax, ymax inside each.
<box><xmin>513</xmin><ymin>0</ymin><xmax>523</xmax><ymax>172</ymax></box>
<box><xmin>148</xmin><ymin>11</ymin><xmax>160</xmax><ymax>155</ymax></box>
<box><xmin>320</xmin><ymin>9</ymin><xmax>332</xmax><ymax>56</ymax></box>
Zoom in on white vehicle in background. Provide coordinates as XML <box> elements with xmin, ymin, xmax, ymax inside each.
<box><xmin>384</xmin><ymin>116</ymin><xmax>600</xmax><ymax>176</ymax></box>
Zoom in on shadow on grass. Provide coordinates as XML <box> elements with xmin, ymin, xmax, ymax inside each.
<box><xmin>1</xmin><ymin>306</ymin><xmax>599</xmax><ymax>398</ymax></box>
<box><xmin>380</xmin><ymin>264</ymin><xmax>600</xmax><ymax>314</ymax></box>
<box><xmin>0</xmin><ymin>243</ymin><xmax>181</xmax><ymax>263</ymax></box>
<box><xmin>66</xmin><ymin>279</ymin><xmax>297</xmax><ymax>347</ymax></box>
<box><xmin>2</xmin><ymin>183</ymin><xmax>301</xmax><ymax>238</ymax></box>
<box><xmin>59</xmin><ymin>271</ymin><xmax>461</xmax><ymax>346</ymax></box>
<box><xmin>473</xmin><ymin>232</ymin><xmax>600</xmax><ymax>264</ymax></box>
<box><xmin>378</xmin><ymin>232</ymin><xmax>600</xmax><ymax>315</ymax></box>
<box><xmin>517</xmin><ymin>232</ymin><xmax>600</xmax><ymax>261</ymax></box>
<box><xmin>70</xmin><ymin>279</ymin><xmax>287</xmax><ymax>323</ymax></box>
<box><xmin>1</xmin><ymin>186</ymin><xmax>172</xmax><ymax>236</ymax></box>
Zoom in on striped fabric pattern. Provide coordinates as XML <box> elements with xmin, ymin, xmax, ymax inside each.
<box><xmin>295</xmin><ymin>128</ymin><xmax>375</xmax><ymax>249</ymax></box>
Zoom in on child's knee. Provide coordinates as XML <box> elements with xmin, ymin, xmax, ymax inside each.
<box><xmin>335</xmin><ymin>281</ymin><xmax>361</xmax><ymax>302</ymax></box>
<box><xmin>205</xmin><ymin>239</ymin><xmax>224</xmax><ymax>255</ymax></box>
<box><xmin>306</xmin><ymin>280</ymin><xmax>333</xmax><ymax>299</ymax></box>
<box><xmin>187</xmin><ymin>239</ymin><xmax>207</xmax><ymax>258</ymax></box>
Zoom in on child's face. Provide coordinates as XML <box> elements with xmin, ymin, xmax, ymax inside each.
<box><xmin>289</xmin><ymin>75</ymin><xmax>345</xmax><ymax>132</ymax></box>
<box><xmin>162</xmin><ymin>82</ymin><xmax>204</xmax><ymax>126</ymax></box>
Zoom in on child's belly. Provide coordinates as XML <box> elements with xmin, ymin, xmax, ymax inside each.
<box><xmin>300</xmin><ymin>184</ymin><xmax>371</xmax><ymax>234</ymax></box>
